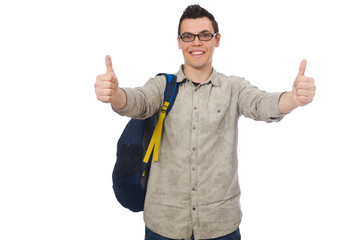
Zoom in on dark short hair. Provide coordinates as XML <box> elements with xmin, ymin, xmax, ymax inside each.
<box><xmin>178</xmin><ymin>5</ymin><xmax>219</xmax><ymax>35</ymax></box>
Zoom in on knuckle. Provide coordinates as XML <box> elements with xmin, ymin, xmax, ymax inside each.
<box><xmin>103</xmin><ymin>75</ymin><xmax>110</xmax><ymax>81</ymax></box>
<box><xmin>97</xmin><ymin>95</ymin><xmax>103</xmax><ymax>102</ymax></box>
<box><xmin>99</xmin><ymin>74</ymin><xmax>109</xmax><ymax>81</ymax></box>
<box><xmin>99</xmin><ymin>95</ymin><xmax>110</xmax><ymax>103</ymax></box>
<box><xmin>98</xmin><ymin>74</ymin><xmax>111</xmax><ymax>82</ymax></box>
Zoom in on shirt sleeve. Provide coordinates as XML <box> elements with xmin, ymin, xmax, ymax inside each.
<box><xmin>235</xmin><ymin>77</ymin><xmax>287</xmax><ymax>122</ymax></box>
<box><xmin>112</xmin><ymin>75</ymin><xmax>166</xmax><ymax>119</ymax></box>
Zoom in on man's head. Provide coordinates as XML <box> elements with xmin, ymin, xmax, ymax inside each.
<box><xmin>178</xmin><ymin>5</ymin><xmax>219</xmax><ymax>36</ymax></box>
<box><xmin>177</xmin><ymin>5</ymin><xmax>221</xmax><ymax>73</ymax></box>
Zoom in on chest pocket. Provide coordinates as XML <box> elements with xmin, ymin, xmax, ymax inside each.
<box><xmin>207</xmin><ymin>104</ymin><xmax>228</xmax><ymax>132</ymax></box>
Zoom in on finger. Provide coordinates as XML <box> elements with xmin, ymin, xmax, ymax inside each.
<box><xmin>105</xmin><ymin>55</ymin><xmax>114</xmax><ymax>73</ymax></box>
<box><xmin>296</xmin><ymin>89</ymin><xmax>311</xmax><ymax>97</ymax></box>
<box><xmin>97</xmin><ymin>95</ymin><xmax>112</xmax><ymax>103</ymax></box>
<box><xmin>295</xmin><ymin>79</ymin><xmax>315</xmax><ymax>90</ymax></box>
<box><xmin>96</xmin><ymin>74</ymin><xmax>111</xmax><ymax>82</ymax></box>
<box><xmin>96</xmin><ymin>73</ymin><xmax>117</xmax><ymax>84</ymax></box>
<box><xmin>98</xmin><ymin>88</ymin><xmax>114</xmax><ymax>96</ymax></box>
<box><xmin>296</xmin><ymin>95</ymin><xmax>313</xmax><ymax>105</ymax></box>
<box><xmin>298</xmin><ymin>59</ymin><xmax>307</xmax><ymax>76</ymax></box>
<box><xmin>95</xmin><ymin>81</ymin><xmax>114</xmax><ymax>90</ymax></box>
<box><xmin>95</xmin><ymin>89</ymin><xmax>114</xmax><ymax>101</ymax></box>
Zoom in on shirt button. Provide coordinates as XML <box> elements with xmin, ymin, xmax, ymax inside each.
<box><xmin>192</xmin><ymin>147</ymin><xmax>196</xmax><ymax>151</ymax></box>
<box><xmin>194</xmin><ymin>107</ymin><xmax>197</xmax><ymax>110</ymax></box>
<box><xmin>193</xmin><ymin>126</ymin><xmax>196</xmax><ymax>130</ymax></box>
<box><xmin>192</xmin><ymin>187</ymin><xmax>196</xmax><ymax>191</ymax></box>
<box><xmin>192</xmin><ymin>167</ymin><xmax>196</xmax><ymax>171</ymax></box>
<box><xmin>192</xmin><ymin>207</ymin><xmax>196</xmax><ymax>211</ymax></box>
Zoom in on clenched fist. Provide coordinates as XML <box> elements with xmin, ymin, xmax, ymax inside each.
<box><xmin>95</xmin><ymin>55</ymin><xmax>126</xmax><ymax>109</ymax></box>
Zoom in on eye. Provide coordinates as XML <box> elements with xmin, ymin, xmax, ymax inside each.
<box><xmin>199</xmin><ymin>33</ymin><xmax>212</xmax><ymax>40</ymax></box>
<box><xmin>181</xmin><ymin>34</ymin><xmax>193</xmax><ymax>40</ymax></box>
<box><xmin>200</xmin><ymin>33</ymin><xmax>211</xmax><ymax>38</ymax></box>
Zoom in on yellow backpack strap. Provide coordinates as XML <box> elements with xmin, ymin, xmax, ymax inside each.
<box><xmin>142</xmin><ymin>102</ymin><xmax>169</xmax><ymax>176</ymax></box>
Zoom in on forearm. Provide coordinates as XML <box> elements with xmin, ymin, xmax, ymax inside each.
<box><xmin>278</xmin><ymin>91</ymin><xmax>298</xmax><ymax>114</ymax></box>
<box><xmin>112</xmin><ymin>77</ymin><xmax>165</xmax><ymax>119</ymax></box>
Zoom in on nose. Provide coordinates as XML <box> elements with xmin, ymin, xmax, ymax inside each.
<box><xmin>192</xmin><ymin>36</ymin><xmax>202</xmax><ymax>46</ymax></box>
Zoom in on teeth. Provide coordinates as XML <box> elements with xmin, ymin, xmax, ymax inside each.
<box><xmin>192</xmin><ymin>51</ymin><xmax>204</xmax><ymax>55</ymax></box>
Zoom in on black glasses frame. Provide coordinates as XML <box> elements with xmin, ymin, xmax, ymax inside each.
<box><xmin>179</xmin><ymin>32</ymin><xmax>218</xmax><ymax>42</ymax></box>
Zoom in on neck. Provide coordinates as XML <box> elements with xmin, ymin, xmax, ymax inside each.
<box><xmin>183</xmin><ymin>64</ymin><xmax>213</xmax><ymax>83</ymax></box>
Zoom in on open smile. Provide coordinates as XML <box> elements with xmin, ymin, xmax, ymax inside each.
<box><xmin>189</xmin><ymin>50</ymin><xmax>206</xmax><ymax>57</ymax></box>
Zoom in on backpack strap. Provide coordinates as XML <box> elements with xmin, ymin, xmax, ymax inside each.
<box><xmin>142</xmin><ymin>74</ymin><xmax>178</xmax><ymax>172</ymax></box>
<box><xmin>158</xmin><ymin>73</ymin><xmax>179</xmax><ymax>114</ymax></box>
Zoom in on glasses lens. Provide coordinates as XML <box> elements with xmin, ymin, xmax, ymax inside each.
<box><xmin>199</xmin><ymin>33</ymin><xmax>213</xmax><ymax>41</ymax></box>
<box><xmin>181</xmin><ymin>33</ymin><xmax>194</xmax><ymax>42</ymax></box>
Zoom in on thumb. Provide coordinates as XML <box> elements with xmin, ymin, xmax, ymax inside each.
<box><xmin>105</xmin><ymin>55</ymin><xmax>114</xmax><ymax>73</ymax></box>
<box><xmin>298</xmin><ymin>59</ymin><xmax>307</xmax><ymax>76</ymax></box>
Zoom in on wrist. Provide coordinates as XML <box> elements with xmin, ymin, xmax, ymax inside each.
<box><xmin>279</xmin><ymin>91</ymin><xmax>298</xmax><ymax>114</ymax></box>
<box><xmin>111</xmin><ymin>88</ymin><xmax>127</xmax><ymax>110</ymax></box>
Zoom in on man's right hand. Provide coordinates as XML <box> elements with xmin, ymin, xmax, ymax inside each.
<box><xmin>95</xmin><ymin>55</ymin><xmax>126</xmax><ymax>109</ymax></box>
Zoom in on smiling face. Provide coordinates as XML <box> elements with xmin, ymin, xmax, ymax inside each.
<box><xmin>178</xmin><ymin>17</ymin><xmax>220</xmax><ymax>73</ymax></box>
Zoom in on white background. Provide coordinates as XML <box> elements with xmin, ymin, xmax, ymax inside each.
<box><xmin>1</xmin><ymin>0</ymin><xmax>361</xmax><ymax>239</ymax></box>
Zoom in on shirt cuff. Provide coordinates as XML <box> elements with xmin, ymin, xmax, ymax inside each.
<box><xmin>267</xmin><ymin>92</ymin><xmax>288</xmax><ymax>122</ymax></box>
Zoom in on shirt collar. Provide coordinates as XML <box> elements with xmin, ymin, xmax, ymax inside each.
<box><xmin>175</xmin><ymin>65</ymin><xmax>220</xmax><ymax>87</ymax></box>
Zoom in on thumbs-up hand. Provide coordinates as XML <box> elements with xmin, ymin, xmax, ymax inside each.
<box><xmin>95</xmin><ymin>55</ymin><xmax>125</xmax><ymax>108</ymax></box>
<box><xmin>292</xmin><ymin>59</ymin><xmax>316</xmax><ymax>107</ymax></box>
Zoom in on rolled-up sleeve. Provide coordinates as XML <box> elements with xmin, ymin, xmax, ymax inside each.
<box><xmin>236</xmin><ymin>77</ymin><xmax>287</xmax><ymax>122</ymax></box>
<box><xmin>112</xmin><ymin>76</ymin><xmax>166</xmax><ymax>119</ymax></box>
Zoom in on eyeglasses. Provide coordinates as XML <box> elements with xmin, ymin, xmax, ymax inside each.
<box><xmin>179</xmin><ymin>32</ymin><xmax>218</xmax><ymax>42</ymax></box>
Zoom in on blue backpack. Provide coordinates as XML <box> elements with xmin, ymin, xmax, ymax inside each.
<box><xmin>112</xmin><ymin>74</ymin><xmax>179</xmax><ymax>212</ymax></box>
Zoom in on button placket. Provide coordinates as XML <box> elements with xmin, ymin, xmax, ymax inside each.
<box><xmin>190</xmin><ymin>83</ymin><xmax>199</xmax><ymax>227</ymax></box>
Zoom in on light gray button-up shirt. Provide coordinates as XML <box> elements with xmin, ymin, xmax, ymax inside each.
<box><xmin>114</xmin><ymin>66</ymin><xmax>286</xmax><ymax>240</ymax></box>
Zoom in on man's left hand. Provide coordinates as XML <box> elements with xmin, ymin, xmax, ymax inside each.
<box><xmin>292</xmin><ymin>59</ymin><xmax>316</xmax><ymax>107</ymax></box>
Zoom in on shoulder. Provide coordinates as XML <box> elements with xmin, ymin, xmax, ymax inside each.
<box><xmin>215</xmin><ymin>72</ymin><xmax>251</xmax><ymax>89</ymax></box>
<box><xmin>143</xmin><ymin>74</ymin><xmax>167</xmax><ymax>91</ymax></box>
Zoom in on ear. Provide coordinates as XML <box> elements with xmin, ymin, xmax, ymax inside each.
<box><xmin>215</xmin><ymin>33</ymin><xmax>221</xmax><ymax>47</ymax></box>
<box><xmin>177</xmin><ymin>36</ymin><xmax>182</xmax><ymax>49</ymax></box>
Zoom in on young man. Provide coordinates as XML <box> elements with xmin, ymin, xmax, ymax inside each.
<box><xmin>95</xmin><ymin>5</ymin><xmax>315</xmax><ymax>240</ymax></box>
